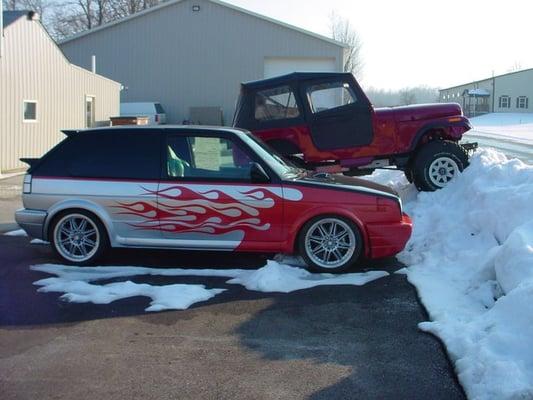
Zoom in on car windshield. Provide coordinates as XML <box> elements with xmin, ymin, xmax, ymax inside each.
<box><xmin>237</xmin><ymin>131</ymin><xmax>301</xmax><ymax>178</ymax></box>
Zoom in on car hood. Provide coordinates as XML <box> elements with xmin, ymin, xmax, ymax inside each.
<box><xmin>289</xmin><ymin>172</ymin><xmax>399</xmax><ymax>199</ymax></box>
<box><xmin>376</xmin><ymin>103</ymin><xmax>462</xmax><ymax>123</ymax></box>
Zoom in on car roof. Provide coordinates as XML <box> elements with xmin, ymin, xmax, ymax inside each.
<box><xmin>241</xmin><ymin>72</ymin><xmax>353</xmax><ymax>90</ymax></box>
<box><xmin>63</xmin><ymin>125</ymin><xmax>249</xmax><ymax>137</ymax></box>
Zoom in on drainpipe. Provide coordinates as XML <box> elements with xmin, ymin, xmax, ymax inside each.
<box><xmin>492</xmin><ymin>71</ymin><xmax>496</xmax><ymax>112</ymax></box>
<box><xmin>0</xmin><ymin>0</ymin><xmax>4</xmax><ymax>58</ymax></box>
<box><xmin>91</xmin><ymin>55</ymin><xmax>96</xmax><ymax>73</ymax></box>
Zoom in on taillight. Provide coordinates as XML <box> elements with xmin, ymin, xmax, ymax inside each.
<box><xmin>155</xmin><ymin>114</ymin><xmax>160</xmax><ymax>123</ymax></box>
<box><xmin>23</xmin><ymin>174</ymin><xmax>32</xmax><ymax>194</ymax></box>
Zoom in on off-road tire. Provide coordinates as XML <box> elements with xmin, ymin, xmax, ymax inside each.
<box><xmin>411</xmin><ymin>140</ymin><xmax>469</xmax><ymax>191</ymax></box>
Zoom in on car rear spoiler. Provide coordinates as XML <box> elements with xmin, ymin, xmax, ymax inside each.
<box><xmin>20</xmin><ymin>158</ymin><xmax>39</xmax><ymax>167</ymax></box>
<box><xmin>62</xmin><ymin>129</ymin><xmax>80</xmax><ymax>136</ymax></box>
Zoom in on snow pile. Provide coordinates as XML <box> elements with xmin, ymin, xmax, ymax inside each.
<box><xmin>32</xmin><ymin>262</ymin><xmax>388</xmax><ymax>311</ymax></box>
<box><xmin>395</xmin><ymin>148</ymin><xmax>533</xmax><ymax>399</ymax></box>
<box><xmin>227</xmin><ymin>260</ymin><xmax>388</xmax><ymax>293</ymax></box>
<box><xmin>470</xmin><ymin>113</ymin><xmax>533</xmax><ymax>144</ymax></box>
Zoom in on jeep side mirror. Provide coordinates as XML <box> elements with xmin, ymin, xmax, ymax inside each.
<box><xmin>250</xmin><ymin>162</ymin><xmax>270</xmax><ymax>183</ymax></box>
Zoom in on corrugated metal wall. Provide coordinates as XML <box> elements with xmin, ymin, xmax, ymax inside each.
<box><xmin>60</xmin><ymin>0</ymin><xmax>344</xmax><ymax>124</ymax></box>
<box><xmin>0</xmin><ymin>16</ymin><xmax>120</xmax><ymax>173</ymax></box>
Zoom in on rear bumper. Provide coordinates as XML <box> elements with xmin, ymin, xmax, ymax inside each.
<box><xmin>366</xmin><ymin>213</ymin><xmax>412</xmax><ymax>259</ymax></box>
<box><xmin>14</xmin><ymin>209</ymin><xmax>47</xmax><ymax>239</ymax></box>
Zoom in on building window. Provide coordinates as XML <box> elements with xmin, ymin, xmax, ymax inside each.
<box><xmin>517</xmin><ymin>96</ymin><xmax>529</xmax><ymax>109</ymax></box>
<box><xmin>23</xmin><ymin>101</ymin><xmax>37</xmax><ymax>122</ymax></box>
<box><xmin>499</xmin><ymin>95</ymin><xmax>511</xmax><ymax>108</ymax></box>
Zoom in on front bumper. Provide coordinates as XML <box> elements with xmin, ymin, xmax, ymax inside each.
<box><xmin>366</xmin><ymin>213</ymin><xmax>412</xmax><ymax>259</ymax></box>
<box><xmin>14</xmin><ymin>209</ymin><xmax>47</xmax><ymax>239</ymax></box>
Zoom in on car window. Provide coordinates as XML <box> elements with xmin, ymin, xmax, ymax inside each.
<box><xmin>154</xmin><ymin>103</ymin><xmax>165</xmax><ymax>114</ymax></box>
<box><xmin>307</xmin><ymin>81</ymin><xmax>357</xmax><ymax>113</ymax></box>
<box><xmin>255</xmin><ymin>85</ymin><xmax>300</xmax><ymax>121</ymax></box>
<box><xmin>166</xmin><ymin>135</ymin><xmax>254</xmax><ymax>181</ymax></box>
<box><xmin>52</xmin><ymin>132</ymin><xmax>161</xmax><ymax>180</ymax></box>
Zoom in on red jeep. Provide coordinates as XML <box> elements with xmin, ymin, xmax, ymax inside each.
<box><xmin>232</xmin><ymin>72</ymin><xmax>476</xmax><ymax>191</ymax></box>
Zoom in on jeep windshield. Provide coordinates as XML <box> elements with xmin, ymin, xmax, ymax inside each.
<box><xmin>238</xmin><ymin>131</ymin><xmax>302</xmax><ymax>179</ymax></box>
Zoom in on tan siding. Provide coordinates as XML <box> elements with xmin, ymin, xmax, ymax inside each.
<box><xmin>60</xmin><ymin>0</ymin><xmax>344</xmax><ymax>124</ymax></box>
<box><xmin>0</xmin><ymin>17</ymin><xmax>120</xmax><ymax>173</ymax></box>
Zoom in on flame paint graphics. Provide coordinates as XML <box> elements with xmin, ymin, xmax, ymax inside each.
<box><xmin>114</xmin><ymin>185</ymin><xmax>302</xmax><ymax>239</ymax></box>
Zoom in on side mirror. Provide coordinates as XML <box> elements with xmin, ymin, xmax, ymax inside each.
<box><xmin>250</xmin><ymin>162</ymin><xmax>270</xmax><ymax>183</ymax></box>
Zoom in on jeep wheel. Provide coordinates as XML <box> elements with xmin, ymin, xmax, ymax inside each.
<box><xmin>412</xmin><ymin>140</ymin><xmax>469</xmax><ymax>191</ymax></box>
<box><xmin>50</xmin><ymin>210</ymin><xmax>108</xmax><ymax>265</ymax></box>
<box><xmin>298</xmin><ymin>215</ymin><xmax>362</xmax><ymax>273</ymax></box>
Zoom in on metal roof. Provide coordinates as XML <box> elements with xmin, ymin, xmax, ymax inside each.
<box><xmin>241</xmin><ymin>72</ymin><xmax>353</xmax><ymax>90</ymax></box>
<box><xmin>439</xmin><ymin>67</ymin><xmax>533</xmax><ymax>91</ymax></box>
<box><xmin>59</xmin><ymin>0</ymin><xmax>348</xmax><ymax>48</ymax></box>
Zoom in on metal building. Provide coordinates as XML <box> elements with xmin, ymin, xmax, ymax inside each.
<box><xmin>439</xmin><ymin>68</ymin><xmax>533</xmax><ymax>117</ymax></box>
<box><xmin>59</xmin><ymin>0</ymin><xmax>346</xmax><ymax>125</ymax></box>
<box><xmin>0</xmin><ymin>10</ymin><xmax>121</xmax><ymax>174</ymax></box>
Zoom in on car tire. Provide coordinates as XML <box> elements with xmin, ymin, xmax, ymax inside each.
<box><xmin>50</xmin><ymin>210</ymin><xmax>108</xmax><ymax>265</ymax></box>
<box><xmin>298</xmin><ymin>215</ymin><xmax>363</xmax><ymax>273</ymax></box>
<box><xmin>411</xmin><ymin>140</ymin><xmax>469</xmax><ymax>191</ymax></box>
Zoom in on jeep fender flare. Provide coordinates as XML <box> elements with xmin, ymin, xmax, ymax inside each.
<box><xmin>409</xmin><ymin>122</ymin><xmax>449</xmax><ymax>152</ymax></box>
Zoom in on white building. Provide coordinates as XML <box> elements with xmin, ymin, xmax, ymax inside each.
<box><xmin>0</xmin><ymin>10</ymin><xmax>120</xmax><ymax>174</ymax></box>
<box><xmin>439</xmin><ymin>68</ymin><xmax>533</xmax><ymax>117</ymax></box>
<box><xmin>59</xmin><ymin>0</ymin><xmax>347</xmax><ymax>125</ymax></box>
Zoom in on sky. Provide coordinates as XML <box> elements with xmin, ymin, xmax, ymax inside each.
<box><xmin>226</xmin><ymin>0</ymin><xmax>533</xmax><ymax>90</ymax></box>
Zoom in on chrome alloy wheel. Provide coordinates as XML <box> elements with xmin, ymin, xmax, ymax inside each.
<box><xmin>304</xmin><ymin>218</ymin><xmax>356</xmax><ymax>269</ymax></box>
<box><xmin>53</xmin><ymin>214</ymin><xmax>100</xmax><ymax>262</ymax></box>
<box><xmin>428</xmin><ymin>157</ymin><xmax>460</xmax><ymax>188</ymax></box>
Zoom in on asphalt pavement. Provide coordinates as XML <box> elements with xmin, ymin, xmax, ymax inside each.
<box><xmin>0</xmin><ymin>234</ymin><xmax>465</xmax><ymax>400</ymax></box>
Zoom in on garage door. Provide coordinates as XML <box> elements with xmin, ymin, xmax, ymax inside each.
<box><xmin>264</xmin><ymin>57</ymin><xmax>337</xmax><ymax>78</ymax></box>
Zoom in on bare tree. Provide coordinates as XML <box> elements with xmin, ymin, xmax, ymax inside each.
<box><xmin>507</xmin><ymin>61</ymin><xmax>522</xmax><ymax>72</ymax></box>
<box><xmin>329</xmin><ymin>11</ymin><xmax>363</xmax><ymax>78</ymax></box>
<box><xmin>399</xmin><ymin>88</ymin><xmax>417</xmax><ymax>106</ymax></box>
<box><xmin>2</xmin><ymin>0</ymin><xmax>48</xmax><ymax>18</ymax></box>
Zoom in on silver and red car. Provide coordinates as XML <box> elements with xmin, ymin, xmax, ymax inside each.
<box><xmin>16</xmin><ymin>126</ymin><xmax>412</xmax><ymax>273</ymax></box>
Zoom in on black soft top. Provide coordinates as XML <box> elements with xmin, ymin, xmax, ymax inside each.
<box><xmin>241</xmin><ymin>72</ymin><xmax>354</xmax><ymax>91</ymax></box>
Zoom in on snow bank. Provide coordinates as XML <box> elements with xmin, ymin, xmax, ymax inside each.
<box><xmin>391</xmin><ymin>148</ymin><xmax>533</xmax><ymax>399</ymax></box>
<box><xmin>32</xmin><ymin>262</ymin><xmax>388</xmax><ymax>311</ymax></box>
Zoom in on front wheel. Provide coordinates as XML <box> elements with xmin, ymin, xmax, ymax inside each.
<box><xmin>411</xmin><ymin>140</ymin><xmax>469</xmax><ymax>191</ymax></box>
<box><xmin>50</xmin><ymin>210</ymin><xmax>108</xmax><ymax>265</ymax></box>
<box><xmin>298</xmin><ymin>215</ymin><xmax>363</xmax><ymax>273</ymax></box>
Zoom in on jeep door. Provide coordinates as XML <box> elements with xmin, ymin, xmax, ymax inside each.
<box><xmin>302</xmin><ymin>77</ymin><xmax>374</xmax><ymax>150</ymax></box>
<box><xmin>158</xmin><ymin>130</ymin><xmax>284</xmax><ymax>252</ymax></box>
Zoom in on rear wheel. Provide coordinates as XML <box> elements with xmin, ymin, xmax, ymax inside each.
<box><xmin>298</xmin><ymin>215</ymin><xmax>362</xmax><ymax>273</ymax></box>
<box><xmin>50</xmin><ymin>210</ymin><xmax>108</xmax><ymax>265</ymax></box>
<box><xmin>411</xmin><ymin>140</ymin><xmax>469</xmax><ymax>191</ymax></box>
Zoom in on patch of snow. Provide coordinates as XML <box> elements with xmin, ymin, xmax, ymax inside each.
<box><xmin>32</xmin><ymin>262</ymin><xmax>388</xmax><ymax>310</ymax></box>
<box><xmin>387</xmin><ymin>148</ymin><xmax>533</xmax><ymax>400</ymax></box>
<box><xmin>366</xmin><ymin>169</ymin><xmax>418</xmax><ymax>203</ymax></box>
<box><xmin>4</xmin><ymin>229</ymin><xmax>27</xmax><ymax>237</ymax></box>
<box><xmin>469</xmin><ymin>113</ymin><xmax>533</xmax><ymax>145</ymax></box>
<box><xmin>30</xmin><ymin>239</ymin><xmax>49</xmax><ymax>245</ymax></box>
<box><xmin>394</xmin><ymin>267</ymin><xmax>408</xmax><ymax>275</ymax></box>
<box><xmin>227</xmin><ymin>260</ymin><xmax>389</xmax><ymax>293</ymax></box>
